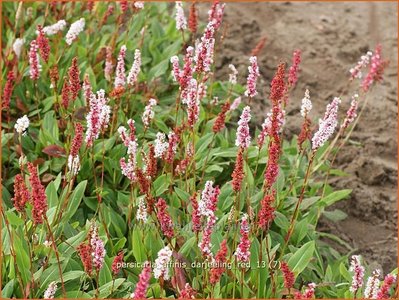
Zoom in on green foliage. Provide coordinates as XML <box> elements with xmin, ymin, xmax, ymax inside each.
<box><xmin>1</xmin><ymin>1</ymin><xmax>396</xmax><ymax>299</ymax></box>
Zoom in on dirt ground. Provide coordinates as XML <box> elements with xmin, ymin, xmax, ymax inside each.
<box><xmin>213</xmin><ymin>1</ymin><xmax>397</xmax><ymax>272</ymax></box>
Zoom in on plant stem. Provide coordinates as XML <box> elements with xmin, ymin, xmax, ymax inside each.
<box><xmin>1</xmin><ymin>208</ymin><xmax>25</xmax><ymax>294</ymax></box>
<box><xmin>280</xmin><ymin>151</ymin><xmax>315</xmax><ymax>259</ymax></box>
<box><xmin>44</xmin><ymin>216</ymin><xmax>66</xmax><ymax>297</ymax></box>
<box><xmin>265</xmin><ymin>235</ymin><xmax>276</xmax><ymax>297</ymax></box>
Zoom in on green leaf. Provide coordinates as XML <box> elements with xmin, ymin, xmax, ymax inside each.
<box><xmin>113</xmin><ymin>237</ymin><xmax>127</xmax><ymax>252</ymax></box>
<box><xmin>150</xmin><ymin>59</ymin><xmax>169</xmax><ymax>78</ymax></box>
<box><xmin>63</xmin><ymin>180</ymin><xmax>87</xmax><ymax>221</ymax></box>
<box><xmin>174</xmin><ymin>187</ymin><xmax>190</xmax><ymax>203</ymax></box>
<box><xmin>99</xmin><ymin>258</ymin><xmax>113</xmax><ymax>286</ymax></box>
<box><xmin>320</xmin><ymin>189</ymin><xmax>351</xmax><ymax>207</ymax></box>
<box><xmin>339</xmin><ymin>262</ymin><xmax>352</xmax><ymax>282</ymax></box>
<box><xmin>179</xmin><ymin>236</ymin><xmax>196</xmax><ymax>257</ymax></box>
<box><xmin>153</xmin><ymin>174</ymin><xmax>169</xmax><ymax>196</ymax></box>
<box><xmin>57</xmin><ymin>270</ymin><xmax>85</xmax><ymax>283</ymax></box>
<box><xmin>13</xmin><ymin>235</ymin><xmax>30</xmax><ymax>286</ymax></box>
<box><xmin>42</xmin><ymin>111</ymin><xmax>59</xmax><ymax>142</ymax></box>
<box><xmin>5</xmin><ymin>211</ymin><xmax>24</xmax><ymax>227</ymax></box>
<box><xmin>1</xmin><ymin>279</ymin><xmax>15</xmax><ymax>298</ymax></box>
<box><xmin>131</xmin><ymin>227</ymin><xmax>146</xmax><ymax>262</ymax></box>
<box><xmin>323</xmin><ymin>209</ymin><xmax>348</xmax><ymax>222</ymax></box>
<box><xmin>213</xmin><ymin>148</ymin><xmax>237</xmax><ymax>158</ymax></box>
<box><xmin>195</xmin><ymin>133</ymin><xmax>214</xmax><ymax>158</ymax></box>
<box><xmin>273</xmin><ymin>211</ymin><xmax>289</xmax><ymax>232</ymax></box>
<box><xmin>46</xmin><ymin>181</ymin><xmax>59</xmax><ymax>208</ymax></box>
<box><xmin>98</xmin><ymin>278</ymin><xmax>125</xmax><ymax>298</ymax></box>
<box><xmin>300</xmin><ymin>196</ymin><xmax>320</xmax><ymax>211</ymax></box>
<box><xmin>287</xmin><ymin>240</ymin><xmax>315</xmax><ymax>276</ymax></box>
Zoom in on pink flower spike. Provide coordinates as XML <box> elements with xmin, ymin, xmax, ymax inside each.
<box><xmin>288</xmin><ymin>49</ymin><xmax>301</xmax><ymax>87</ymax></box>
<box><xmin>28</xmin><ymin>40</ymin><xmax>41</xmax><ymax>80</ymax></box>
<box><xmin>120</xmin><ymin>0</ymin><xmax>128</xmax><ymax>12</ymax></box>
<box><xmin>104</xmin><ymin>46</ymin><xmax>114</xmax><ymax>81</ymax></box>
<box><xmin>198</xmin><ymin>214</ymin><xmax>217</xmax><ymax>257</ymax></box>
<box><xmin>2</xmin><ymin>71</ymin><xmax>14</xmax><ymax>110</ymax></box>
<box><xmin>111</xmin><ymin>251</ymin><xmax>124</xmax><ymax>275</ymax></box>
<box><xmin>235</xmin><ymin>106</ymin><xmax>252</xmax><ymax>148</ymax></box>
<box><xmin>234</xmin><ymin>214</ymin><xmax>251</xmax><ymax>263</ymax></box>
<box><xmin>85</xmin><ymin>89</ymin><xmax>111</xmax><ymax>147</ymax></box>
<box><xmin>118</xmin><ymin>119</ymin><xmax>138</xmax><ymax>182</ymax></box>
<box><xmin>127</xmin><ymin>49</ymin><xmax>141</xmax><ymax>86</ymax></box>
<box><xmin>37</xmin><ymin>25</ymin><xmax>50</xmax><ymax>63</ymax></box>
<box><xmin>364</xmin><ymin>269</ymin><xmax>381</xmax><ymax>299</ymax></box>
<box><xmin>131</xmin><ymin>262</ymin><xmax>152</xmax><ymax>299</ymax></box>
<box><xmin>156</xmin><ymin>198</ymin><xmax>174</xmax><ymax>238</ymax></box>
<box><xmin>65</xmin><ymin>18</ymin><xmax>85</xmax><ymax>45</ymax></box>
<box><xmin>230</xmin><ymin>96</ymin><xmax>242</xmax><ymax>111</ymax></box>
<box><xmin>208</xmin><ymin>0</ymin><xmax>225</xmax><ymax>30</ymax></box>
<box><xmin>180</xmin><ymin>46</ymin><xmax>195</xmax><ymax>97</ymax></box>
<box><xmin>295</xmin><ymin>283</ymin><xmax>316</xmax><ymax>299</ymax></box>
<box><xmin>154</xmin><ymin>246</ymin><xmax>173</xmax><ymax>280</ymax></box>
<box><xmin>89</xmin><ymin>223</ymin><xmax>106</xmax><ymax>271</ymax></box>
<box><xmin>303</xmin><ymin>283</ymin><xmax>316</xmax><ymax>298</ymax></box>
<box><xmin>341</xmin><ymin>94</ymin><xmax>359</xmax><ymax>130</ymax></box>
<box><xmin>349</xmin><ymin>255</ymin><xmax>365</xmax><ymax>294</ymax></box>
<box><xmin>244</xmin><ymin>56</ymin><xmax>260</xmax><ymax>98</ymax></box>
<box><xmin>114</xmin><ymin>45</ymin><xmax>127</xmax><ymax>88</ymax></box>
<box><xmin>68</xmin><ymin>123</ymin><xmax>84</xmax><ymax>176</ymax></box>
<box><xmin>175</xmin><ymin>2</ymin><xmax>187</xmax><ymax>31</ymax></box>
<box><xmin>165</xmin><ymin>131</ymin><xmax>180</xmax><ymax>164</ymax></box>
<box><xmin>300</xmin><ymin>89</ymin><xmax>312</xmax><ymax>117</ymax></box>
<box><xmin>134</xmin><ymin>1</ymin><xmax>144</xmax><ymax>9</ymax></box>
<box><xmin>281</xmin><ymin>261</ymin><xmax>295</xmax><ymax>289</ymax></box>
<box><xmin>311</xmin><ymin>97</ymin><xmax>341</xmax><ymax>150</ymax></box>
<box><xmin>258</xmin><ymin>191</ymin><xmax>276</xmax><ymax>230</ymax></box>
<box><xmin>198</xmin><ymin>181</ymin><xmax>220</xmax><ymax>257</ymax></box>
<box><xmin>228</xmin><ymin>64</ymin><xmax>238</xmax><ymax>85</ymax></box>
<box><xmin>179</xmin><ymin>283</ymin><xmax>196</xmax><ymax>299</ymax></box>
<box><xmin>194</xmin><ymin>21</ymin><xmax>215</xmax><ymax>74</ymax></box>
<box><xmin>362</xmin><ymin>44</ymin><xmax>387</xmax><ymax>92</ymax></box>
<box><xmin>184</xmin><ymin>79</ymin><xmax>200</xmax><ymax>128</ymax></box>
<box><xmin>376</xmin><ymin>274</ymin><xmax>397</xmax><ymax>299</ymax></box>
<box><xmin>350</xmin><ymin>50</ymin><xmax>373</xmax><ymax>80</ymax></box>
<box><xmin>154</xmin><ymin>132</ymin><xmax>168</xmax><ymax>158</ymax></box>
<box><xmin>142</xmin><ymin>98</ymin><xmax>157</xmax><ymax>128</ymax></box>
<box><xmin>189</xmin><ymin>193</ymin><xmax>202</xmax><ymax>233</ymax></box>
<box><xmin>198</xmin><ymin>180</ymin><xmax>220</xmax><ymax>217</ymax></box>
<box><xmin>171</xmin><ymin>55</ymin><xmax>182</xmax><ymax>83</ymax></box>
<box><xmin>43</xmin><ymin>281</ymin><xmax>57</xmax><ymax>299</ymax></box>
<box><xmin>27</xmin><ymin>162</ymin><xmax>47</xmax><ymax>224</ymax></box>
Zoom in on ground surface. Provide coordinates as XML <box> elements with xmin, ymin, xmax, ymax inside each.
<box><xmin>214</xmin><ymin>1</ymin><xmax>397</xmax><ymax>272</ymax></box>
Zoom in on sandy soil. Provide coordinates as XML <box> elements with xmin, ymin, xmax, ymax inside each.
<box><xmin>214</xmin><ymin>1</ymin><xmax>397</xmax><ymax>272</ymax></box>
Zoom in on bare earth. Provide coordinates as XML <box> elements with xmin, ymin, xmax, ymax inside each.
<box><xmin>214</xmin><ymin>1</ymin><xmax>397</xmax><ymax>272</ymax></box>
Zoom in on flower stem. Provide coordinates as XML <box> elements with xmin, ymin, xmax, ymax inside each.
<box><xmin>280</xmin><ymin>151</ymin><xmax>315</xmax><ymax>258</ymax></box>
<box><xmin>44</xmin><ymin>215</ymin><xmax>66</xmax><ymax>297</ymax></box>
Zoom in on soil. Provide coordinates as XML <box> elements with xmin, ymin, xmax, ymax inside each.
<box><xmin>213</xmin><ymin>1</ymin><xmax>398</xmax><ymax>273</ymax></box>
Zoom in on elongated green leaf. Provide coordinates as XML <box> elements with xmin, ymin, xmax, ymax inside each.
<box><xmin>287</xmin><ymin>240</ymin><xmax>315</xmax><ymax>275</ymax></box>
<box><xmin>63</xmin><ymin>180</ymin><xmax>87</xmax><ymax>221</ymax></box>
<box><xmin>98</xmin><ymin>278</ymin><xmax>125</xmax><ymax>298</ymax></box>
<box><xmin>320</xmin><ymin>189</ymin><xmax>352</xmax><ymax>207</ymax></box>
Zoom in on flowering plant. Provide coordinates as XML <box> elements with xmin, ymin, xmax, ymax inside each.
<box><xmin>1</xmin><ymin>1</ymin><xmax>396</xmax><ymax>299</ymax></box>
